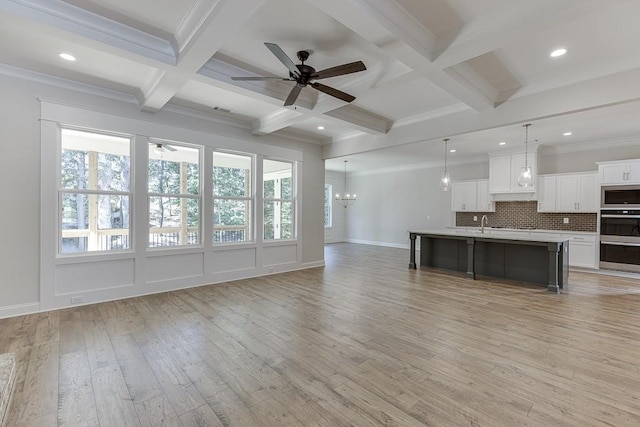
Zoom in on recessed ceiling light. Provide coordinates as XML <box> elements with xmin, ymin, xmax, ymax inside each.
<box><xmin>317</xmin><ymin>126</ymin><xmax>325</xmax><ymax>130</ymax></box>
<box><xmin>550</xmin><ymin>48</ymin><xmax>567</xmax><ymax>58</ymax></box>
<box><xmin>449</xmin><ymin>149</ymin><xmax>456</xmax><ymax>153</ymax></box>
<box><xmin>59</xmin><ymin>53</ymin><xmax>76</xmax><ymax>61</ymax></box>
<box><xmin>563</xmin><ymin>132</ymin><xmax>572</xmax><ymax>136</ymax></box>
<box><xmin>499</xmin><ymin>141</ymin><xmax>506</xmax><ymax>146</ymax></box>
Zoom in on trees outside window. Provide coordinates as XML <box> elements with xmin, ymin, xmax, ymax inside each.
<box><xmin>60</xmin><ymin>128</ymin><xmax>131</xmax><ymax>253</ymax></box>
<box><xmin>148</xmin><ymin>143</ymin><xmax>200</xmax><ymax>247</ymax></box>
<box><xmin>213</xmin><ymin>152</ymin><xmax>253</xmax><ymax>243</ymax></box>
<box><xmin>263</xmin><ymin>159</ymin><xmax>294</xmax><ymax>240</ymax></box>
<box><xmin>324</xmin><ymin>184</ymin><xmax>332</xmax><ymax>227</ymax></box>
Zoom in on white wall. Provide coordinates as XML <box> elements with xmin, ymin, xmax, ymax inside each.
<box><xmin>539</xmin><ymin>144</ymin><xmax>640</xmax><ymax>174</ymax></box>
<box><xmin>343</xmin><ymin>162</ymin><xmax>488</xmax><ymax>248</ymax></box>
<box><xmin>0</xmin><ymin>72</ymin><xmax>325</xmax><ymax>318</ymax></box>
<box><xmin>324</xmin><ymin>170</ymin><xmax>346</xmax><ymax>243</ymax></box>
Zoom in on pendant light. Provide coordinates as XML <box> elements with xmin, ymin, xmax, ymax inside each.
<box><xmin>439</xmin><ymin>138</ymin><xmax>451</xmax><ymax>191</ymax></box>
<box><xmin>335</xmin><ymin>160</ymin><xmax>356</xmax><ymax>208</ymax></box>
<box><xmin>517</xmin><ymin>124</ymin><xmax>534</xmax><ymax>187</ymax></box>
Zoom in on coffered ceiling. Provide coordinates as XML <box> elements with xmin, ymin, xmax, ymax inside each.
<box><xmin>1</xmin><ymin>0</ymin><xmax>640</xmax><ymax>172</ymax></box>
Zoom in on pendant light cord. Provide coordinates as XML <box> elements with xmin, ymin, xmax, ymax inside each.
<box><xmin>523</xmin><ymin>124</ymin><xmax>530</xmax><ymax>166</ymax></box>
<box><xmin>443</xmin><ymin>138</ymin><xmax>449</xmax><ymax>173</ymax></box>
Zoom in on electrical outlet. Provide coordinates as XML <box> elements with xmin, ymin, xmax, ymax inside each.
<box><xmin>473</xmin><ymin>216</ymin><xmax>478</xmax><ymax>221</ymax></box>
<box><xmin>71</xmin><ymin>295</ymin><xmax>84</xmax><ymax>304</ymax></box>
<box><xmin>563</xmin><ymin>218</ymin><xmax>569</xmax><ymax>224</ymax></box>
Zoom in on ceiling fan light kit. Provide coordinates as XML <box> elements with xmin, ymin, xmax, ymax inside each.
<box><xmin>231</xmin><ymin>42</ymin><xmax>366</xmax><ymax>107</ymax></box>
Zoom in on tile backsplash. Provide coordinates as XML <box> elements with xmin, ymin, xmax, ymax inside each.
<box><xmin>456</xmin><ymin>201</ymin><xmax>597</xmax><ymax>232</ymax></box>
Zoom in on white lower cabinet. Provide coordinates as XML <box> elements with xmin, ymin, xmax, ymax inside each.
<box><xmin>567</xmin><ymin>235</ymin><xmax>597</xmax><ymax>268</ymax></box>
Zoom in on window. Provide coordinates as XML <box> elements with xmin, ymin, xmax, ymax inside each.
<box><xmin>324</xmin><ymin>184</ymin><xmax>333</xmax><ymax>227</ymax></box>
<box><xmin>263</xmin><ymin>159</ymin><xmax>294</xmax><ymax>240</ymax></box>
<box><xmin>213</xmin><ymin>152</ymin><xmax>253</xmax><ymax>243</ymax></box>
<box><xmin>148</xmin><ymin>142</ymin><xmax>200</xmax><ymax>247</ymax></box>
<box><xmin>60</xmin><ymin>128</ymin><xmax>131</xmax><ymax>254</ymax></box>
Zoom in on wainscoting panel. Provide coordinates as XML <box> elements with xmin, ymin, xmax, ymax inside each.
<box><xmin>55</xmin><ymin>259</ymin><xmax>135</xmax><ymax>295</ymax></box>
<box><xmin>263</xmin><ymin>244</ymin><xmax>297</xmax><ymax>267</ymax></box>
<box><xmin>210</xmin><ymin>248</ymin><xmax>256</xmax><ymax>274</ymax></box>
<box><xmin>146</xmin><ymin>253</ymin><xmax>204</xmax><ymax>283</ymax></box>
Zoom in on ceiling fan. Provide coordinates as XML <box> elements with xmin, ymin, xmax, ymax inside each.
<box><xmin>151</xmin><ymin>142</ymin><xmax>177</xmax><ymax>153</ymax></box>
<box><xmin>231</xmin><ymin>42</ymin><xmax>366</xmax><ymax>107</ymax></box>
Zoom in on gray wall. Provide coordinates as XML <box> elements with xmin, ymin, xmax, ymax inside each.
<box><xmin>0</xmin><ymin>72</ymin><xmax>325</xmax><ymax>311</ymax></box>
<box><xmin>324</xmin><ymin>170</ymin><xmax>346</xmax><ymax>243</ymax></box>
<box><xmin>343</xmin><ymin>162</ymin><xmax>488</xmax><ymax>247</ymax></box>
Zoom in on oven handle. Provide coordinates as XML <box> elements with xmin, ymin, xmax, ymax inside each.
<box><xmin>601</xmin><ymin>214</ymin><xmax>640</xmax><ymax>218</ymax></box>
<box><xmin>601</xmin><ymin>241</ymin><xmax>640</xmax><ymax>247</ymax></box>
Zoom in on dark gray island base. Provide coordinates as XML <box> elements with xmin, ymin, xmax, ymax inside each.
<box><xmin>409</xmin><ymin>230</ymin><xmax>569</xmax><ymax>293</ymax></box>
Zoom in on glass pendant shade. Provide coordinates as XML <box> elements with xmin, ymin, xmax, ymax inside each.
<box><xmin>517</xmin><ymin>123</ymin><xmax>533</xmax><ymax>187</ymax></box>
<box><xmin>439</xmin><ymin>171</ymin><xmax>451</xmax><ymax>191</ymax></box>
<box><xmin>517</xmin><ymin>164</ymin><xmax>533</xmax><ymax>187</ymax></box>
<box><xmin>439</xmin><ymin>138</ymin><xmax>451</xmax><ymax>191</ymax></box>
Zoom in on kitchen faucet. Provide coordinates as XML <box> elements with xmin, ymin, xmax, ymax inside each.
<box><xmin>481</xmin><ymin>215</ymin><xmax>489</xmax><ymax>233</ymax></box>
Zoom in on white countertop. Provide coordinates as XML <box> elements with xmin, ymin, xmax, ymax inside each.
<box><xmin>448</xmin><ymin>226</ymin><xmax>597</xmax><ymax>236</ymax></box>
<box><xmin>410</xmin><ymin>229</ymin><xmax>570</xmax><ymax>243</ymax></box>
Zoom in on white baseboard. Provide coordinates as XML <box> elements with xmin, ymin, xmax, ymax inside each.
<box><xmin>0</xmin><ymin>302</ymin><xmax>41</xmax><ymax>319</ymax></box>
<box><xmin>301</xmin><ymin>260</ymin><xmax>325</xmax><ymax>269</ymax></box>
<box><xmin>346</xmin><ymin>239</ymin><xmax>410</xmax><ymax>249</ymax></box>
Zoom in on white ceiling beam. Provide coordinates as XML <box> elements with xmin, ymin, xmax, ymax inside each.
<box><xmin>140</xmin><ymin>0</ymin><xmax>269</xmax><ymax>112</ymax></box>
<box><xmin>323</xmin><ymin>66</ymin><xmax>640</xmax><ymax>159</ymax></box>
<box><xmin>311</xmin><ymin>0</ymin><xmax>497</xmax><ymax>111</ymax></box>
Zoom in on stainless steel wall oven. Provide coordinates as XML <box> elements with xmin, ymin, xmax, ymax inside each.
<box><xmin>600</xmin><ymin>208</ymin><xmax>640</xmax><ymax>272</ymax></box>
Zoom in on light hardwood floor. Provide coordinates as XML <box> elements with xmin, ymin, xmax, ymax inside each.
<box><xmin>3</xmin><ymin>242</ymin><xmax>640</xmax><ymax>426</ymax></box>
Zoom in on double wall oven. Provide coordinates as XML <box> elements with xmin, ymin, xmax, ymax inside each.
<box><xmin>600</xmin><ymin>186</ymin><xmax>640</xmax><ymax>272</ymax></box>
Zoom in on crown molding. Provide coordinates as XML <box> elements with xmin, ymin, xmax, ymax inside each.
<box><xmin>540</xmin><ymin>134</ymin><xmax>640</xmax><ymax>155</ymax></box>
<box><xmin>393</xmin><ymin>103</ymin><xmax>470</xmax><ymax>128</ymax></box>
<box><xmin>2</xmin><ymin>0</ymin><xmax>175</xmax><ymax>64</ymax></box>
<box><xmin>0</xmin><ymin>63</ymin><xmax>138</xmax><ymax>104</ymax></box>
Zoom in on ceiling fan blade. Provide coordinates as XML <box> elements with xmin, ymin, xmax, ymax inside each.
<box><xmin>311</xmin><ymin>83</ymin><xmax>355</xmax><ymax>103</ymax></box>
<box><xmin>284</xmin><ymin>85</ymin><xmax>302</xmax><ymax>106</ymax></box>
<box><xmin>264</xmin><ymin>42</ymin><xmax>300</xmax><ymax>77</ymax></box>
<box><xmin>311</xmin><ymin>61</ymin><xmax>366</xmax><ymax>80</ymax></box>
<box><xmin>231</xmin><ymin>76</ymin><xmax>291</xmax><ymax>81</ymax></box>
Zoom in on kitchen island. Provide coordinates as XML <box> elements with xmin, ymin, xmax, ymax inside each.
<box><xmin>408</xmin><ymin>229</ymin><xmax>569</xmax><ymax>293</ymax></box>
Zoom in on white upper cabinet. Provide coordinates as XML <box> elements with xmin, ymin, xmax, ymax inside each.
<box><xmin>451</xmin><ymin>180</ymin><xmax>494</xmax><ymax>212</ymax></box>
<box><xmin>598</xmin><ymin>159</ymin><xmax>640</xmax><ymax>184</ymax></box>
<box><xmin>541</xmin><ymin>172</ymin><xmax>598</xmax><ymax>213</ymax></box>
<box><xmin>476</xmin><ymin>180</ymin><xmax>494</xmax><ymax>212</ymax></box>
<box><xmin>451</xmin><ymin>181</ymin><xmax>477</xmax><ymax>211</ymax></box>
<box><xmin>537</xmin><ymin>175</ymin><xmax>556</xmax><ymax>212</ymax></box>
<box><xmin>489</xmin><ymin>151</ymin><xmax>537</xmax><ymax>194</ymax></box>
<box><xmin>489</xmin><ymin>155</ymin><xmax>512</xmax><ymax>193</ymax></box>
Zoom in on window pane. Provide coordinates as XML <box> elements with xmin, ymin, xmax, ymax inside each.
<box><xmin>61</xmin><ymin>192</ymin><xmax>130</xmax><ymax>253</ymax></box>
<box><xmin>263</xmin><ymin>201</ymin><xmax>293</xmax><ymax>240</ymax></box>
<box><xmin>61</xmin><ymin>129</ymin><xmax>130</xmax><ymax>191</ymax></box>
<box><xmin>213</xmin><ymin>152</ymin><xmax>251</xmax><ymax>197</ymax></box>
<box><xmin>264</xmin><ymin>179</ymin><xmax>275</xmax><ymax>199</ymax></box>
<box><xmin>214</xmin><ymin>199</ymin><xmax>251</xmax><ymax>243</ymax></box>
<box><xmin>149</xmin><ymin>196</ymin><xmax>200</xmax><ymax>247</ymax></box>
<box><xmin>148</xmin><ymin>144</ymin><xmax>199</xmax><ymax>195</ymax></box>
<box><xmin>263</xmin><ymin>160</ymin><xmax>292</xmax><ymax>199</ymax></box>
